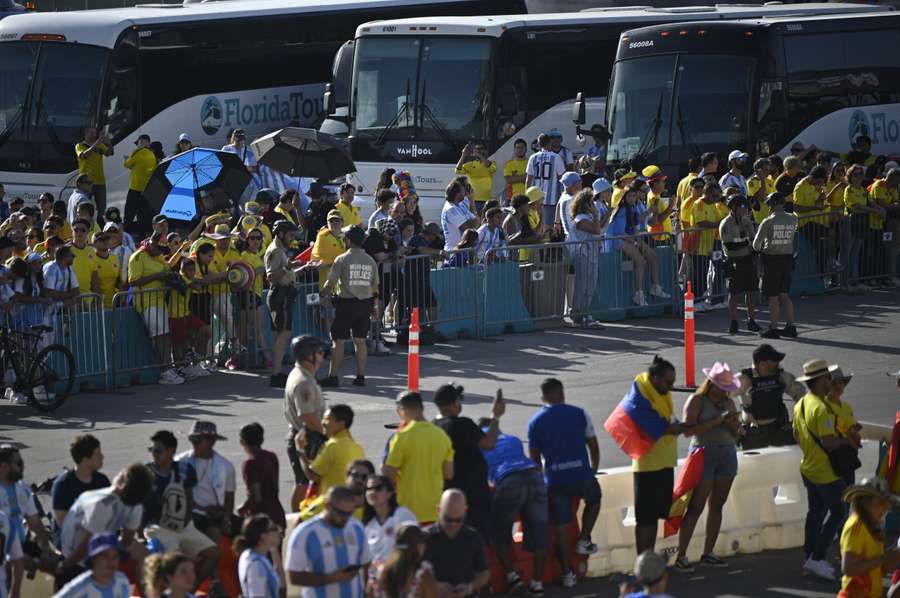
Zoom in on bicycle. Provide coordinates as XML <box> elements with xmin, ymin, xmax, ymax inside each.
<box><xmin>1</xmin><ymin>324</ymin><xmax>76</xmax><ymax>412</ymax></box>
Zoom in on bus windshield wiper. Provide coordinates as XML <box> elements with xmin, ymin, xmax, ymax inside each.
<box><xmin>416</xmin><ymin>79</ymin><xmax>454</xmax><ymax>148</ymax></box>
<box><xmin>0</xmin><ymin>104</ymin><xmax>26</xmax><ymax>150</ymax></box>
<box><xmin>634</xmin><ymin>91</ymin><xmax>664</xmax><ymax>160</ymax></box>
<box><xmin>374</xmin><ymin>78</ymin><xmax>412</xmax><ymax>146</ymax></box>
<box><xmin>674</xmin><ymin>96</ymin><xmax>701</xmax><ymax>160</ymax></box>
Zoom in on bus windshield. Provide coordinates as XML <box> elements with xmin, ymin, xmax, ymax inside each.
<box><xmin>607</xmin><ymin>53</ymin><xmax>754</xmax><ymax>166</ymax></box>
<box><xmin>352</xmin><ymin>36</ymin><xmax>492</xmax><ymax>147</ymax></box>
<box><xmin>0</xmin><ymin>41</ymin><xmax>108</xmax><ymax>173</ymax></box>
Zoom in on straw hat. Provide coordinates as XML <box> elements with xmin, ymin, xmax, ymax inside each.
<box><xmin>796</xmin><ymin>359</ymin><xmax>834</xmax><ymax>382</ymax></box>
<box><xmin>701</xmin><ymin>362</ymin><xmax>741</xmax><ymax>393</ymax></box>
<box><xmin>842</xmin><ymin>477</ymin><xmax>900</xmax><ymax>506</ymax></box>
<box><xmin>206</xmin><ymin>223</ymin><xmax>231</xmax><ymax>240</ymax></box>
<box><xmin>525</xmin><ymin>186</ymin><xmax>545</xmax><ymax>205</ymax></box>
<box><xmin>829</xmin><ymin>364</ymin><xmax>853</xmax><ymax>384</ymax></box>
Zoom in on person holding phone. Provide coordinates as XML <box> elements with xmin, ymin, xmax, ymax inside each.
<box><xmin>286</xmin><ymin>486</ymin><xmax>371</xmax><ymax>598</ymax></box>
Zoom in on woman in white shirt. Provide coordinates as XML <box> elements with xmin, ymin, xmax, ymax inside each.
<box><xmin>363</xmin><ymin>475</ymin><xmax>418</xmax><ymax>564</ymax></box>
<box><xmin>236</xmin><ymin>514</ymin><xmax>284</xmax><ymax>598</ymax></box>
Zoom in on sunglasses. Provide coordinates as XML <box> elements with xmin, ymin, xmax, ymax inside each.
<box><xmin>147</xmin><ymin>446</ymin><xmax>164</xmax><ymax>455</ymax></box>
<box><xmin>441</xmin><ymin>516</ymin><xmax>464</xmax><ymax>524</ymax></box>
<box><xmin>366</xmin><ymin>484</ymin><xmax>387</xmax><ymax>492</ymax></box>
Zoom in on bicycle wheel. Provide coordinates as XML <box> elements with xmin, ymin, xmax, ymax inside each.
<box><xmin>26</xmin><ymin>344</ymin><xmax>75</xmax><ymax>412</ymax></box>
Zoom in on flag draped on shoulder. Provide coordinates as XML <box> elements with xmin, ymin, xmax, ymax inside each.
<box><xmin>604</xmin><ymin>372</ymin><xmax>673</xmax><ymax>460</ymax></box>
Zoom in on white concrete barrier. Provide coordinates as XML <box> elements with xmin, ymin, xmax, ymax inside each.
<box><xmin>588</xmin><ymin>440</ymin><xmax>883</xmax><ymax>576</ymax></box>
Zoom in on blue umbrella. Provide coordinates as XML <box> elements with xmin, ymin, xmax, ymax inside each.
<box><xmin>143</xmin><ymin>148</ymin><xmax>251</xmax><ymax>221</ymax></box>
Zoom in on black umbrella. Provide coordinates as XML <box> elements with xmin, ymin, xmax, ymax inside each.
<box><xmin>250</xmin><ymin>127</ymin><xmax>356</xmax><ymax>180</ymax></box>
<box><xmin>142</xmin><ymin>148</ymin><xmax>251</xmax><ymax>220</ymax></box>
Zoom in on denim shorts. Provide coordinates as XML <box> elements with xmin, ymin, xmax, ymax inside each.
<box><xmin>491</xmin><ymin>468</ymin><xmax>549</xmax><ymax>551</ymax></box>
<box><xmin>699</xmin><ymin>443</ymin><xmax>738</xmax><ymax>481</ymax></box>
<box><xmin>547</xmin><ymin>477</ymin><xmax>602</xmax><ymax>525</ymax></box>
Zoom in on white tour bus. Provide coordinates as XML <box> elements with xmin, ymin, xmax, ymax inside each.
<box><xmin>337</xmin><ymin>3</ymin><xmax>884</xmax><ymax>217</ymax></box>
<box><xmin>606</xmin><ymin>10</ymin><xmax>900</xmax><ymax>178</ymax></box>
<box><xmin>0</xmin><ymin>0</ymin><xmax>529</xmax><ymax>207</ymax></box>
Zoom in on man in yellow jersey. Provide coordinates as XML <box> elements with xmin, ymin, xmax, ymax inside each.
<box><xmin>793</xmin><ymin>359</ymin><xmax>851</xmax><ymax>581</ymax></box>
<box><xmin>90</xmin><ymin>231</ymin><xmax>123</xmax><ymax>309</ymax></box>
<box><xmin>456</xmin><ymin>141</ymin><xmax>497</xmax><ymax>214</ymax></box>
<box><xmin>630</xmin><ymin>357</ymin><xmax>688</xmax><ymax>554</ymax></box>
<box><xmin>871</xmin><ymin>167</ymin><xmax>900</xmax><ymax>286</ymax></box>
<box><xmin>383</xmin><ymin>391</ymin><xmax>454</xmax><ymax>523</ymax></box>
<box><xmin>792</xmin><ymin>166</ymin><xmax>831</xmax><ymax>281</ymax></box>
<box><xmin>503</xmin><ymin>139</ymin><xmax>529</xmax><ymax>201</ymax></box>
<box><xmin>206</xmin><ymin>224</ymin><xmax>241</xmax><ymax>366</ymax></box>
<box><xmin>334</xmin><ymin>183</ymin><xmax>361</xmax><ymax>227</ymax></box>
<box><xmin>747</xmin><ymin>158</ymin><xmax>776</xmax><ymax>225</ymax></box>
<box><xmin>75</xmin><ymin>127</ymin><xmax>113</xmax><ymax>214</ymax></box>
<box><xmin>69</xmin><ymin>219</ymin><xmax>96</xmax><ymax>298</ymax></box>
<box><xmin>676</xmin><ymin>157</ymin><xmax>702</xmax><ymax>203</ymax></box>
<box><xmin>690</xmin><ymin>184</ymin><xmax>724</xmax><ymax>311</ymax></box>
<box><xmin>167</xmin><ymin>257</ymin><xmax>210</xmax><ymax>380</ymax></box>
<box><xmin>643</xmin><ymin>165</ymin><xmax>673</xmax><ymax>243</ymax></box>
<box><xmin>294</xmin><ymin>404</ymin><xmax>365</xmax><ymax>499</ymax></box>
<box><xmin>124</xmin><ymin>134</ymin><xmax>158</xmax><ymax>237</ymax></box>
<box><xmin>129</xmin><ymin>231</ymin><xmax>183</xmax><ymax>385</ymax></box>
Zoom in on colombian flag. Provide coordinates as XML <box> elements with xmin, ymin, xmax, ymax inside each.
<box><xmin>664</xmin><ymin>446</ymin><xmax>706</xmax><ymax>537</ymax></box>
<box><xmin>604</xmin><ymin>372</ymin><xmax>674</xmax><ymax>460</ymax></box>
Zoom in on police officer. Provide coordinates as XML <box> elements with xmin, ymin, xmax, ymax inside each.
<box><xmin>752</xmin><ymin>192</ymin><xmax>799</xmax><ymax>339</ymax></box>
<box><xmin>719</xmin><ymin>194</ymin><xmax>760</xmax><ymax>334</ymax></box>
<box><xmin>265</xmin><ymin>219</ymin><xmax>306</xmax><ymax>387</ymax></box>
<box><xmin>319</xmin><ymin>225</ymin><xmax>379</xmax><ymax>388</ymax></box>
<box><xmin>284</xmin><ymin>334</ymin><xmax>328</xmax><ymax>511</ymax></box>
<box><xmin>736</xmin><ymin>344</ymin><xmax>806</xmax><ymax>448</ymax></box>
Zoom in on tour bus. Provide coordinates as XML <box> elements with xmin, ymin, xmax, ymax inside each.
<box><xmin>0</xmin><ymin>0</ymin><xmax>528</xmax><ymax>207</ymax></box>
<box><xmin>335</xmin><ymin>3</ymin><xmax>883</xmax><ymax>216</ymax></box>
<box><xmin>606</xmin><ymin>9</ymin><xmax>900</xmax><ymax>179</ymax></box>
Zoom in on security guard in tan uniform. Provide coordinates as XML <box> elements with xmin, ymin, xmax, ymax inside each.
<box><xmin>319</xmin><ymin>225</ymin><xmax>379</xmax><ymax>388</ymax></box>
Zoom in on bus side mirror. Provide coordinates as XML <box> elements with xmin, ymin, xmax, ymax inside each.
<box><xmin>572</xmin><ymin>92</ymin><xmax>586</xmax><ymax>126</ymax></box>
<box><xmin>324</xmin><ymin>83</ymin><xmax>337</xmax><ymax>117</ymax></box>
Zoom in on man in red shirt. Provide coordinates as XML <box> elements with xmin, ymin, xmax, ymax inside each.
<box><xmin>237</xmin><ymin>423</ymin><xmax>286</xmax><ymax>528</ymax></box>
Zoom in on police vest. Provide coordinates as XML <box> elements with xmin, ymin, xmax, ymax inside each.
<box><xmin>742</xmin><ymin>367</ymin><xmax>787</xmax><ymax>421</ymax></box>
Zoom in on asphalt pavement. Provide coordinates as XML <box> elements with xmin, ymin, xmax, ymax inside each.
<box><xmin>3</xmin><ymin>287</ymin><xmax>900</xmax><ymax>597</ymax></box>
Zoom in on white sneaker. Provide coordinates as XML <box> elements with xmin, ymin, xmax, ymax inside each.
<box><xmin>802</xmin><ymin>558</ymin><xmax>835</xmax><ymax>581</ymax></box>
<box><xmin>181</xmin><ymin>365</ymin><xmax>204</xmax><ymax>380</ymax></box>
<box><xmin>194</xmin><ymin>364</ymin><xmax>212</xmax><ymax>377</ymax></box>
<box><xmin>159</xmin><ymin>369</ymin><xmax>185</xmax><ymax>385</ymax></box>
<box><xmin>375</xmin><ymin>340</ymin><xmax>392</xmax><ymax>355</ymax></box>
<box><xmin>650</xmin><ymin>284</ymin><xmax>671</xmax><ymax>299</ymax></box>
<box><xmin>561</xmin><ymin>570</ymin><xmax>577</xmax><ymax>588</ymax></box>
<box><xmin>575</xmin><ymin>538</ymin><xmax>598</xmax><ymax>555</ymax></box>
<box><xmin>633</xmin><ymin>290</ymin><xmax>648</xmax><ymax>306</ymax></box>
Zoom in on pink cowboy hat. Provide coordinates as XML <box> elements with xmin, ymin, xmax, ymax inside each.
<box><xmin>702</xmin><ymin>362</ymin><xmax>741</xmax><ymax>393</ymax></box>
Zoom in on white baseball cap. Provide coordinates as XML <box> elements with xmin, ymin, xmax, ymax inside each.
<box><xmin>728</xmin><ymin>150</ymin><xmax>748</xmax><ymax>162</ymax></box>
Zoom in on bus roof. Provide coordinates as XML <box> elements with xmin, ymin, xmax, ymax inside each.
<box><xmin>622</xmin><ymin>8</ymin><xmax>898</xmax><ymax>36</ymax></box>
<box><xmin>354</xmin><ymin>3</ymin><xmax>884</xmax><ymax>38</ymax></box>
<box><xmin>0</xmin><ymin>0</ymin><xmax>488</xmax><ymax>48</ymax></box>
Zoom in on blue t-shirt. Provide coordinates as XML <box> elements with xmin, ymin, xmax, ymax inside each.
<box><xmin>527</xmin><ymin>403</ymin><xmax>596</xmax><ymax>487</ymax></box>
<box><xmin>481</xmin><ymin>433</ymin><xmax>538</xmax><ymax>485</ymax></box>
<box><xmin>51</xmin><ymin>470</ymin><xmax>112</xmax><ymax>514</ymax></box>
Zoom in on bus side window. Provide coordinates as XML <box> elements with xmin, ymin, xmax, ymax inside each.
<box><xmin>104</xmin><ymin>31</ymin><xmax>139</xmax><ymax>144</ymax></box>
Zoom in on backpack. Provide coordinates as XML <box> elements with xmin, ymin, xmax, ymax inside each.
<box><xmin>159</xmin><ymin>463</ymin><xmax>189</xmax><ymax>533</ymax></box>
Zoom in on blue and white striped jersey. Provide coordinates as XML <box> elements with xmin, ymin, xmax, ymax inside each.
<box><xmin>285</xmin><ymin>514</ymin><xmax>370</xmax><ymax>598</ymax></box>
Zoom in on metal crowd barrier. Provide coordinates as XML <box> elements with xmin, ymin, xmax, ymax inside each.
<box><xmin>482</xmin><ymin>232</ymin><xmax>679</xmax><ymax>331</ymax></box>
<box><xmin>9</xmin><ymin>293</ymin><xmax>108</xmax><ymax>390</ymax></box>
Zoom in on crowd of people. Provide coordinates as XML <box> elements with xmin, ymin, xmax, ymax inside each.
<box><xmin>1</xmin><ymin>337</ymin><xmax>895</xmax><ymax>598</ymax></box>
<box><xmin>0</xmin><ymin>123</ymin><xmax>896</xmax><ymax>394</ymax></box>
